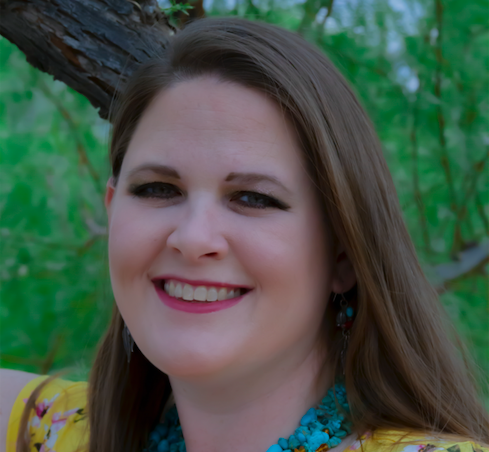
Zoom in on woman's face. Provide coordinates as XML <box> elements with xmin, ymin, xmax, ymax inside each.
<box><xmin>106</xmin><ymin>77</ymin><xmax>351</xmax><ymax>381</ymax></box>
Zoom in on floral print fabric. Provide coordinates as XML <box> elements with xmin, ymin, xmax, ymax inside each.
<box><xmin>348</xmin><ymin>430</ymin><xmax>488</xmax><ymax>452</ymax></box>
<box><xmin>6</xmin><ymin>377</ymin><xmax>488</xmax><ymax>452</ymax></box>
<box><xmin>7</xmin><ymin>376</ymin><xmax>88</xmax><ymax>452</ymax></box>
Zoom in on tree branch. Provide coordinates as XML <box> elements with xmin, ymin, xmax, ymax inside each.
<box><xmin>0</xmin><ymin>333</ymin><xmax>63</xmax><ymax>374</ymax></box>
<box><xmin>316</xmin><ymin>0</ymin><xmax>334</xmax><ymax>43</ymax></box>
<box><xmin>410</xmin><ymin>81</ymin><xmax>431</xmax><ymax>252</ymax></box>
<box><xmin>433</xmin><ymin>0</ymin><xmax>460</xmax><ymax>251</ymax></box>
<box><xmin>0</xmin><ymin>0</ymin><xmax>174</xmax><ymax>119</ymax></box>
<box><xmin>173</xmin><ymin>0</ymin><xmax>205</xmax><ymax>27</ymax></box>
<box><xmin>37</xmin><ymin>78</ymin><xmax>104</xmax><ymax>193</ymax></box>
<box><xmin>433</xmin><ymin>240</ymin><xmax>489</xmax><ymax>293</ymax></box>
<box><xmin>457</xmin><ymin>148</ymin><xmax>489</xmax><ymax>225</ymax></box>
<box><xmin>299</xmin><ymin>0</ymin><xmax>334</xmax><ymax>36</ymax></box>
<box><xmin>475</xmin><ymin>190</ymin><xmax>489</xmax><ymax>235</ymax></box>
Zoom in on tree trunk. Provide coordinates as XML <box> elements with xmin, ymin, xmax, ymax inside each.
<box><xmin>0</xmin><ymin>0</ymin><xmax>175</xmax><ymax>119</ymax></box>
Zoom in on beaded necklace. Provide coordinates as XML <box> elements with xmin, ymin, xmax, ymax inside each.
<box><xmin>143</xmin><ymin>382</ymin><xmax>351</xmax><ymax>452</ymax></box>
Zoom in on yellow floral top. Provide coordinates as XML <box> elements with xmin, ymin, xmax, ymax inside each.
<box><xmin>6</xmin><ymin>376</ymin><xmax>488</xmax><ymax>452</ymax></box>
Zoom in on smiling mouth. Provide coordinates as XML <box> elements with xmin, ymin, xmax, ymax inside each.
<box><xmin>156</xmin><ymin>279</ymin><xmax>250</xmax><ymax>303</ymax></box>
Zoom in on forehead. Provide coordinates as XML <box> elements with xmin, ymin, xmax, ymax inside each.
<box><xmin>122</xmin><ymin>77</ymin><xmax>307</xmax><ymax>181</ymax></box>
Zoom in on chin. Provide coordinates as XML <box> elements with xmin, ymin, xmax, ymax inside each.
<box><xmin>141</xmin><ymin>339</ymin><xmax>238</xmax><ymax>380</ymax></box>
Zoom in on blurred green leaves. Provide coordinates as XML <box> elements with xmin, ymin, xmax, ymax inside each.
<box><xmin>0</xmin><ymin>0</ymin><xmax>487</xmax><ymax>394</ymax></box>
<box><xmin>0</xmin><ymin>38</ymin><xmax>110</xmax><ymax>380</ymax></box>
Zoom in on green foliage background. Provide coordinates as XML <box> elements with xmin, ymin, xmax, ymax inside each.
<box><xmin>1</xmin><ymin>0</ymin><xmax>488</xmax><ymax>399</ymax></box>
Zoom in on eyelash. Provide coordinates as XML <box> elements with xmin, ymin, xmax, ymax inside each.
<box><xmin>128</xmin><ymin>182</ymin><xmax>289</xmax><ymax>210</ymax></box>
<box><xmin>130</xmin><ymin>182</ymin><xmax>180</xmax><ymax>200</ymax></box>
<box><xmin>230</xmin><ymin>191</ymin><xmax>287</xmax><ymax>210</ymax></box>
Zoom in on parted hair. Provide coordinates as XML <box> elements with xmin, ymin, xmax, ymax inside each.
<box><xmin>17</xmin><ymin>16</ymin><xmax>488</xmax><ymax>452</ymax></box>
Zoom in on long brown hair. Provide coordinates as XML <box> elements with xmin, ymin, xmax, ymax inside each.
<box><xmin>18</xmin><ymin>17</ymin><xmax>488</xmax><ymax>452</ymax></box>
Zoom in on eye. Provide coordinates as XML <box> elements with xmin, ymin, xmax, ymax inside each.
<box><xmin>129</xmin><ymin>182</ymin><xmax>182</xmax><ymax>200</ymax></box>
<box><xmin>231</xmin><ymin>191</ymin><xmax>289</xmax><ymax>210</ymax></box>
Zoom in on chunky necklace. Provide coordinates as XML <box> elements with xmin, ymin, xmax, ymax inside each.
<box><xmin>143</xmin><ymin>382</ymin><xmax>352</xmax><ymax>452</ymax></box>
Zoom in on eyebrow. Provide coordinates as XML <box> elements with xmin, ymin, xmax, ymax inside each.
<box><xmin>127</xmin><ymin>164</ymin><xmax>180</xmax><ymax>179</ymax></box>
<box><xmin>225</xmin><ymin>172</ymin><xmax>290</xmax><ymax>194</ymax></box>
<box><xmin>127</xmin><ymin>164</ymin><xmax>290</xmax><ymax>194</ymax></box>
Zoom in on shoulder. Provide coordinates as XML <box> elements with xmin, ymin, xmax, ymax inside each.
<box><xmin>1</xmin><ymin>369</ymin><xmax>40</xmax><ymax>452</ymax></box>
<box><xmin>4</xmin><ymin>371</ymin><xmax>88</xmax><ymax>452</ymax></box>
<box><xmin>345</xmin><ymin>430</ymin><xmax>489</xmax><ymax>452</ymax></box>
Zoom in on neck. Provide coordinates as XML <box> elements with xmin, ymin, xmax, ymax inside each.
<box><xmin>168</xmin><ymin>348</ymin><xmax>331</xmax><ymax>452</ymax></box>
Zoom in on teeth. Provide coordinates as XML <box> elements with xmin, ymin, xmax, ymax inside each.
<box><xmin>161</xmin><ymin>280</ymin><xmax>245</xmax><ymax>303</ymax></box>
<box><xmin>194</xmin><ymin>286</ymin><xmax>207</xmax><ymax>301</ymax></box>
<box><xmin>206</xmin><ymin>288</ymin><xmax>218</xmax><ymax>302</ymax></box>
<box><xmin>174</xmin><ymin>283</ymin><xmax>183</xmax><ymax>299</ymax></box>
<box><xmin>182</xmin><ymin>284</ymin><xmax>194</xmax><ymax>301</ymax></box>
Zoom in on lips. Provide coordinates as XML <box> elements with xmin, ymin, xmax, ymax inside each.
<box><xmin>158</xmin><ymin>279</ymin><xmax>248</xmax><ymax>303</ymax></box>
<box><xmin>153</xmin><ymin>277</ymin><xmax>251</xmax><ymax>314</ymax></box>
<box><xmin>152</xmin><ymin>276</ymin><xmax>252</xmax><ymax>303</ymax></box>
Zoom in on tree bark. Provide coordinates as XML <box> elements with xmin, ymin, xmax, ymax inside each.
<box><xmin>0</xmin><ymin>0</ymin><xmax>175</xmax><ymax>119</ymax></box>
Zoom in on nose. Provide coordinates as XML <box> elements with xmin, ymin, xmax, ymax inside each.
<box><xmin>166</xmin><ymin>197</ymin><xmax>229</xmax><ymax>262</ymax></box>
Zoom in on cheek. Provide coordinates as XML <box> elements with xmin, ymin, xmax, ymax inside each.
<box><xmin>108</xmin><ymin>200</ymin><xmax>168</xmax><ymax>285</ymax></box>
<box><xmin>227</xmin><ymin>213</ymin><xmax>331</xmax><ymax>363</ymax></box>
<box><xmin>232</xmin><ymin>210</ymin><xmax>330</xmax><ymax>311</ymax></box>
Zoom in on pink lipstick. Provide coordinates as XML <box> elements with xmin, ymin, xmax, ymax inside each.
<box><xmin>153</xmin><ymin>278</ymin><xmax>250</xmax><ymax>314</ymax></box>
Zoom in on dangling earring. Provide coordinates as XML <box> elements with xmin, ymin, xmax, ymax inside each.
<box><xmin>334</xmin><ymin>293</ymin><xmax>355</xmax><ymax>375</ymax></box>
<box><xmin>122</xmin><ymin>322</ymin><xmax>135</xmax><ymax>363</ymax></box>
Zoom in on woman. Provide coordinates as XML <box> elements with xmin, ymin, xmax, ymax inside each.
<box><xmin>3</xmin><ymin>17</ymin><xmax>488</xmax><ymax>452</ymax></box>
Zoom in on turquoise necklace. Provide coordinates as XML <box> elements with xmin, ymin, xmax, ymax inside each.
<box><xmin>143</xmin><ymin>382</ymin><xmax>352</xmax><ymax>452</ymax></box>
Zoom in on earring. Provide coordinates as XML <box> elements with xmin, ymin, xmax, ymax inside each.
<box><xmin>122</xmin><ymin>322</ymin><xmax>135</xmax><ymax>363</ymax></box>
<box><xmin>334</xmin><ymin>293</ymin><xmax>355</xmax><ymax>375</ymax></box>
<box><xmin>335</xmin><ymin>294</ymin><xmax>355</xmax><ymax>330</ymax></box>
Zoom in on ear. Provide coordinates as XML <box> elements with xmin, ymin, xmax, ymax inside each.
<box><xmin>105</xmin><ymin>177</ymin><xmax>116</xmax><ymax>222</ymax></box>
<box><xmin>331</xmin><ymin>244</ymin><xmax>357</xmax><ymax>294</ymax></box>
